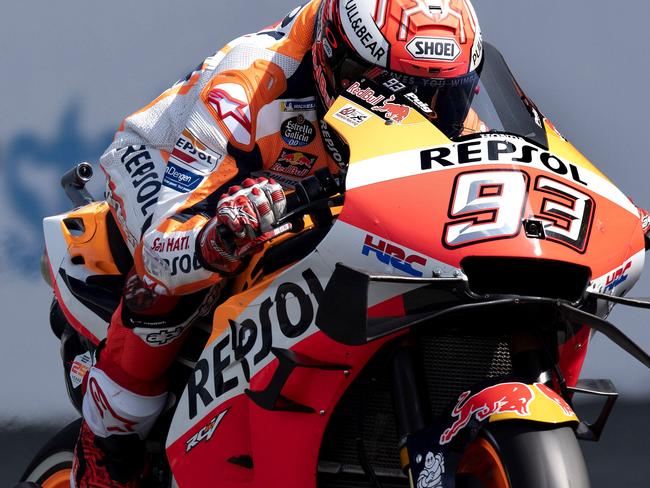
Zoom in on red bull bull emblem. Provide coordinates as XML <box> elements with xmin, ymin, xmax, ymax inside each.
<box><xmin>271</xmin><ymin>149</ymin><xmax>318</xmax><ymax>178</ymax></box>
<box><xmin>440</xmin><ymin>382</ymin><xmax>535</xmax><ymax>444</ymax></box>
<box><xmin>372</xmin><ymin>95</ymin><xmax>411</xmax><ymax>124</ymax></box>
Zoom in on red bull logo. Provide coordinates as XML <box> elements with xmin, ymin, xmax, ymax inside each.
<box><xmin>440</xmin><ymin>382</ymin><xmax>535</xmax><ymax>444</ymax></box>
<box><xmin>372</xmin><ymin>95</ymin><xmax>411</xmax><ymax>124</ymax></box>
<box><xmin>271</xmin><ymin>149</ymin><xmax>317</xmax><ymax>177</ymax></box>
<box><xmin>535</xmin><ymin>383</ymin><xmax>575</xmax><ymax>417</ymax></box>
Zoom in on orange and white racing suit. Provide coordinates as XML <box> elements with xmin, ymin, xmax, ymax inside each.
<box><xmin>83</xmin><ymin>1</ymin><xmax>341</xmax><ymax>440</ymax></box>
<box><xmin>79</xmin><ymin>0</ymin><xmax>650</xmax><ymax>446</ymax></box>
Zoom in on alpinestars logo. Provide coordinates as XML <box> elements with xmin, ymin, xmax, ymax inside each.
<box><xmin>207</xmin><ymin>86</ymin><xmax>252</xmax><ymax>145</ymax></box>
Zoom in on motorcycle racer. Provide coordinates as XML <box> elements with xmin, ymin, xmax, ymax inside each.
<box><xmin>68</xmin><ymin>1</ymin><xmax>650</xmax><ymax>487</ymax></box>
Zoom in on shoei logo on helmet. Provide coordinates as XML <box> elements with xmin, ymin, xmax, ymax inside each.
<box><xmin>406</xmin><ymin>37</ymin><xmax>461</xmax><ymax>61</ymax></box>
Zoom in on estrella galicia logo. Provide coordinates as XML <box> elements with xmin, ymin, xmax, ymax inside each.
<box><xmin>163</xmin><ymin>163</ymin><xmax>204</xmax><ymax>193</ymax></box>
<box><xmin>281</xmin><ymin>115</ymin><xmax>316</xmax><ymax>147</ymax></box>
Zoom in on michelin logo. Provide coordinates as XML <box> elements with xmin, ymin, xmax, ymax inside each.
<box><xmin>281</xmin><ymin>99</ymin><xmax>317</xmax><ymax>112</ymax></box>
<box><xmin>163</xmin><ymin>163</ymin><xmax>203</xmax><ymax>193</ymax></box>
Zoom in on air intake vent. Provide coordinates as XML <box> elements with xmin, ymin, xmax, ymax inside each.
<box><xmin>461</xmin><ymin>257</ymin><xmax>590</xmax><ymax>302</ymax></box>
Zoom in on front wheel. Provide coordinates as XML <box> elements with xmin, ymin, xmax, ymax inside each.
<box><xmin>18</xmin><ymin>418</ymin><xmax>80</xmax><ymax>488</ymax></box>
<box><xmin>458</xmin><ymin>423</ymin><xmax>590</xmax><ymax>488</ymax></box>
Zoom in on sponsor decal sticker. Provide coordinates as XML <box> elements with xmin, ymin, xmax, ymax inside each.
<box><xmin>372</xmin><ymin>95</ymin><xmax>411</xmax><ymax>124</ymax></box>
<box><xmin>419</xmin><ymin>137</ymin><xmax>588</xmax><ymax>186</ymax></box>
<box><xmin>271</xmin><ymin>149</ymin><xmax>318</xmax><ymax>177</ymax></box>
<box><xmin>404</xmin><ymin>92</ymin><xmax>433</xmax><ymax>114</ymax></box>
<box><xmin>332</xmin><ymin>104</ymin><xmax>371</xmax><ymax>127</ymax></box>
<box><xmin>171</xmin><ymin>132</ymin><xmax>223</xmax><ymax>174</ymax></box>
<box><xmin>207</xmin><ymin>85</ymin><xmax>252</xmax><ymax>145</ymax></box>
<box><xmin>604</xmin><ymin>260</ymin><xmax>632</xmax><ymax>292</ymax></box>
<box><xmin>415</xmin><ymin>451</ymin><xmax>445</xmax><ymax>488</ymax></box>
<box><xmin>406</xmin><ymin>36</ymin><xmax>461</xmax><ymax>61</ymax></box>
<box><xmin>117</xmin><ymin>145</ymin><xmax>162</xmax><ymax>221</ymax></box>
<box><xmin>186</xmin><ymin>409</ymin><xmax>229</xmax><ymax>453</ymax></box>
<box><xmin>253</xmin><ymin>170</ymin><xmax>301</xmax><ymax>189</ymax></box>
<box><xmin>362</xmin><ymin>234</ymin><xmax>427</xmax><ymax>277</ymax></box>
<box><xmin>163</xmin><ymin>163</ymin><xmax>204</xmax><ymax>193</ymax></box>
<box><xmin>70</xmin><ymin>352</ymin><xmax>93</xmax><ymax>389</ymax></box>
<box><xmin>280</xmin><ymin>115</ymin><xmax>316</xmax><ymax>147</ymax></box>
<box><xmin>280</xmin><ymin>99</ymin><xmax>317</xmax><ymax>112</ymax></box>
<box><xmin>346</xmin><ymin>81</ymin><xmax>386</xmax><ymax>105</ymax></box>
<box><xmin>186</xmin><ymin>268</ymin><xmax>324</xmax><ymax>419</ymax></box>
<box><xmin>319</xmin><ymin>119</ymin><xmax>347</xmax><ymax>168</ymax></box>
<box><xmin>440</xmin><ymin>383</ymin><xmax>535</xmax><ymax>444</ymax></box>
<box><xmin>136</xmin><ymin>325</ymin><xmax>185</xmax><ymax>347</ymax></box>
<box><xmin>151</xmin><ymin>236</ymin><xmax>191</xmax><ymax>253</ymax></box>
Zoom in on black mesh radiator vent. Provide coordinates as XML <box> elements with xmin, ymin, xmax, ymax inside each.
<box><xmin>318</xmin><ymin>334</ymin><xmax>512</xmax><ymax>482</ymax></box>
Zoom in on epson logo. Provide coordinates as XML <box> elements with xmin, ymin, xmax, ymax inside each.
<box><xmin>406</xmin><ymin>37</ymin><xmax>461</xmax><ymax>61</ymax></box>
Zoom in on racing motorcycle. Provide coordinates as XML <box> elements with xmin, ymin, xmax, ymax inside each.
<box><xmin>19</xmin><ymin>42</ymin><xmax>650</xmax><ymax>488</ymax></box>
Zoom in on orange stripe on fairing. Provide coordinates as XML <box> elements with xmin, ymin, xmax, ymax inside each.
<box><xmin>268</xmin><ymin>1</ymin><xmax>319</xmax><ymax>61</ymax></box>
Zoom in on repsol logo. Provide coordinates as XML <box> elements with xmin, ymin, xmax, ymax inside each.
<box><xmin>120</xmin><ymin>145</ymin><xmax>161</xmax><ymax>217</ymax></box>
<box><xmin>319</xmin><ymin>119</ymin><xmax>347</xmax><ymax>168</ymax></box>
<box><xmin>164</xmin><ymin>252</ymin><xmax>201</xmax><ymax>276</ymax></box>
<box><xmin>420</xmin><ymin>138</ymin><xmax>588</xmax><ymax>186</ymax></box>
<box><xmin>406</xmin><ymin>37</ymin><xmax>461</xmax><ymax>61</ymax></box>
<box><xmin>186</xmin><ymin>269</ymin><xmax>324</xmax><ymax>419</ymax></box>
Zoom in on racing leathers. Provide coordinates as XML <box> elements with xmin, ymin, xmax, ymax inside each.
<box><xmin>73</xmin><ymin>2</ymin><xmax>340</xmax><ymax>485</ymax></box>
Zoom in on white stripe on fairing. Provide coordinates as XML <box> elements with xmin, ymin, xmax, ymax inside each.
<box><xmin>345</xmin><ymin>145</ymin><xmax>640</xmax><ymax>217</ymax></box>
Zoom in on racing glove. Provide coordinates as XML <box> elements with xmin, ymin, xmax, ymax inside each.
<box><xmin>197</xmin><ymin>177</ymin><xmax>287</xmax><ymax>274</ymax></box>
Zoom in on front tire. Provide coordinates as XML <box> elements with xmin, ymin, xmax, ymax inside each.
<box><xmin>18</xmin><ymin>418</ymin><xmax>80</xmax><ymax>488</ymax></box>
<box><xmin>458</xmin><ymin>422</ymin><xmax>590</xmax><ymax>488</ymax></box>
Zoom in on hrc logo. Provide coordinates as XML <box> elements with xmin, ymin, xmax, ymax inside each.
<box><xmin>362</xmin><ymin>234</ymin><xmax>427</xmax><ymax>277</ymax></box>
<box><xmin>604</xmin><ymin>261</ymin><xmax>632</xmax><ymax>292</ymax></box>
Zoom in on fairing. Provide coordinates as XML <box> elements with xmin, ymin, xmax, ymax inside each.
<box><xmin>164</xmin><ymin>49</ymin><xmax>645</xmax><ymax>486</ymax></box>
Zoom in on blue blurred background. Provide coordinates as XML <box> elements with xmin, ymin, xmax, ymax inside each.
<box><xmin>0</xmin><ymin>0</ymin><xmax>648</xmax><ymax>484</ymax></box>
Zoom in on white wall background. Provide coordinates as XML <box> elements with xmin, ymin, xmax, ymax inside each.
<box><xmin>0</xmin><ymin>0</ymin><xmax>648</xmax><ymax>425</ymax></box>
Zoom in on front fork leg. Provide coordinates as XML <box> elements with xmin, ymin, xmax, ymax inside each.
<box><xmin>390</xmin><ymin>339</ymin><xmax>429</xmax><ymax>486</ymax></box>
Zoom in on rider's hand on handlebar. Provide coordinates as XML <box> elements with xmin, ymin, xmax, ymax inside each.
<box><xmin>198</xmin><ymin>177</ymin><xmax>287</xmax><ymax>274</ymax></box>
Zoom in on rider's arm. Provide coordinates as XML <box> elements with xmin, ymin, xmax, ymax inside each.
<box><xmin>99</xmin><ymin>50</ymin><xmax>247</xmax><ymax>295</ymax></box>
<box><xmin>102</xmin><ymin>48</ymin><xmax>291</xmax><ymax>296</ymax></box>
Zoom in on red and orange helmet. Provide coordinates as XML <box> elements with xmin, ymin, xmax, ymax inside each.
<box><xmin>313</xmin><ymin>0</ymin><xmax>483</xmax><ymax>120</ymax></box>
